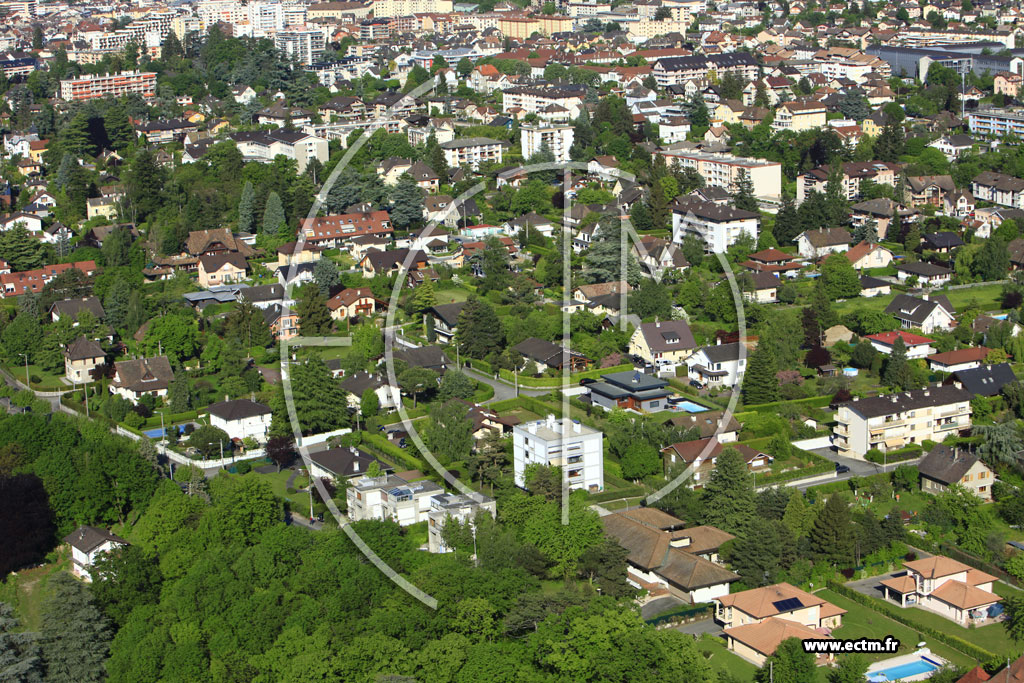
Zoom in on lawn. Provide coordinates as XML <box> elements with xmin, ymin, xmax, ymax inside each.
<box><xmin>943</xmin><ymin>284</ymin><xmax>1005</xmax><ymax>313</ymax></box>
<box><xmin>816</xmin><ymin>589</ymin><xmax>976</xmax><ymax>669</ymax></box>
<box><xmin>504</xmin><ymin>408</ymin><xmax>542</xmax><ymax>423</ymax></box>
<box><xmin>258</xmin><ymin>468</ymin><xmax>313</xmax><ymax>511</ymax></box>
<box><xmin>697</xmin><ymin>636</ymin><xmax>759</xmax><ymax>681</ymax></box>
<box><xmin>435</xmin><ymin>288</ymin><xmax>470</xmax><ymax>305</ymax></box>
<box><xmin>2</xmin><ymin>363</ymin><xmax>68</xmax><ymax>391</ymax></box>
<box><xmin>0</xmin><ymin>550</ymin><xmax>70</xmax><ymax>632</ymax></box>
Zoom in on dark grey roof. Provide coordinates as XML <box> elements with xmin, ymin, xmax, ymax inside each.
<box><xmin>429</xmin><ymin>301</ymin><xmax>467</xmax><ymax>328</ymax></box>
<box><xmin>860</xmin><ymin>275</ymin><xmax>889</xmax><ymax>289</ymax></box>
<box><xmin>340</xmin><ymin>370</ymin><xmax>386</xmax><ymax>394</ymax></box>
<box><xmin>308</xmin><ymin>446</ymin><xmax>382</xmax><ymax>478</ymax></box>
<box><xmin>799</xmin><ymin>227</ymin><xmax>850</xmax><ymax>248</ymax></box>
<box><xmin>512</xmin><ymin>337</ymin><xmax>589</xmax><ymax>366</ymax></box>
<box><xmin>602</xmin><ymin>369</ymin><xmax>669</xmax><ymax>391</ymax></box>
<box><xmin>393</xmin><ymin>346</ymin><xmax>450</xmax><ymax>371</ymax></box>
<box><xmin>64</xmin><ymin>525</ymin><xmax>127</xmax><ymax>554</ymax></box>
<box><xmin>65</xmin><ymin>335</ymin><xmax>104</xmax><ymax>362</ymax></box>
<box><xmin>638</xmin><ymin>320</ymin><xmax>696</xmax><ymax>353</ymax></box>
<box><xmin>208</xmin><ymin>399</ymin><xmax>272</xmax><ymax>421</ymax></box>
<box><xmin>112</xmin><ymin>356</ymin><xmax>174</xmax><ymax>393</ymax></box>
<box><xmin>700</xmin><ymin>341</ymin><xmax>744</xmax><ymax>363</ymax></box>
<box><xmin>839</xmin><ymin>385</ymin><xmax>971</xmax><ymax>419</ymax></box>
<box><xmin>949</xmin><ymin>363</ymin><xmax>1017</xmax><ymax>397</ymax></box>
<box><xmin>921</xmin><ymin>232</ymin><xmax>964</xmax><ymax>250</ymax></box>
<box><xmin>895</xmin><ymin>261</ymin><xmax>952</xmax><ymax>277</ymax></box>
<box><xmin>50</xmin><ymin>296</ymin><xmax>105</xmax><ymax>319</ymax></box>
<box><xmin>439</xmin><ymin>137</ymin><xmax>508</xmax><ymax>149</ymax></box>
<box><xmin>241</xmin><ymin>283</ymin><xmax>284</xmax><ymax>303</ymax></box>
<box><xmin>919</xmin><ymin>443</ymin><xmax>983</xmax><ymax>485</ymax></box>
<box><xmin>671</xmin><ymin>198</ymin><xmax>759</xmax><ymax>222</ymax></box>
<box><xmin>884</xmin><ymin>294</ymin><xmax>955</xmax><ymax>325</ymax></box>
<box><xmin>664</xmin><ymin>410</ymin><xmax>740</xmax><ymax>438</ymax></box>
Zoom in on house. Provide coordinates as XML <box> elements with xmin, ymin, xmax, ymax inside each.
<box><xmin>929</xmin><ymin>134</ymin><xmax>974</xmax><ymax>161</ymax></box>
<box><xmin>663</xmin><ymin>410</ymin><xmax>740</xmax><ymax>443</ymax></box>
<box><xmin>277</xmin><ymin>242</ymin><xmax>323</xmax><ymax>268</ymax></box>
<box><xmin>921</xmin><ymin>232</ymin><xmax>965</xmax><ymax>254</ymax></box>
<box><xmin>359</xmin><ymin>248</ymin><xmax>428</xmax><ymax>278</ymax></box>
<box><xmin>391</xmin><ymin>346</ymin><xmax>449</xmax><ymax>375</ymax></box>
<box><xmin>906</xmin><ymin>175</ymin><xmax>956</xmax><ymax>208</ymax></box>
<box><xmin>715</xmin><ymin>583</ymin><xmax>846</xmax><ymax>666</ymax></box>
<box><xmin>64</xmin><ymin>336</ymin><xmax>105</xmax><ymax>384</ymax></box>
<box><xmin>110</xmin><ymin>356</ymin><xmax>174</xmax><ymax>403</ymax></box>
<box><xmin>601</xmin><ymin>511</ymin><xmax>740</xmax><ymax>603</ymax></box>
<box><xmin>944</xmin><ymin>189</ymin><xmax>975</xmax><ymax>219</ymax></box>
<box><xmin>208</xmin><ymin>399</ymin><xmax>272</xmax><ymax>443</ymax></box>
<box><xmin>661</xmin><ymin>438</ymin><xmax>773</xmax><ymax>487</ymax></box>
<box><xmin>895</xmin><ymin>261</ymin><xmax>953</xmax><ymax>287</ymax></box>
<box><xmin>795</xmin><ymin>228</ymin><xmax>850</xmax><ymax>259</ymax></box>
<box><xmin>326</xmin><ymin>287</ymin><xmax>386</xmax><ymax>320</ymax></box>
<box><xmin>832</xmin><ymin>385</ymin><xmax>972</xmax><ymax>457</ymax></box>
<box><xmin>586</xmin><ymin>370</ymin><xmax>674</xmax><ymax>413</ymax></box>
<box><xmin>927</xmin><ymin>347</ymin><xmax>990</xmax><ymax>374</ymax></box>
<box><xmin>865</xmin><ymin>331</ymin><xmax>936</xmax><ymax>359</ymax></box>
<box><xmin>86</xmin><ymin>196</ymin><xmax>118</xmax><ymax>220</ymax></box>
<box><xmin>741</xmin><ymin>248</ymin><xmax>802</xmax><ymax>276</ymax></box>
<box><xmin>772</xmin><ymin>100</ymin><xmax>827</xmax><ymax>132</ymax></box>
<box><xmin>671</xmin><ymin>199</ymin><xmax>760</xmax><ymax>253</ymax></box>
<box><xmin>428</xmin><ymin>492</ymin><xmax>498</xmax><ymax>553</ymax></box>
<box><xmin>947</xmin><ymin>363</ymin><xmax>1018</xmax><ymax>397</ymax></box>
<box><xmin>686</xmin><ymin>341</ymin><xmax>748</xmax><ymax>388</ymax></box>
<box><xmin>512</xmin><ymin>337</ymin><xmax>591</xmax><ymax>373</ymax></box>
<box><xmin>850</xmin><ymin>198</ymin><xmax>918</xmax><ymax>240</ymax></box>
<box><xmin>880</xmin><ymin>555</ymin><xmax>1000</xmax><ymax>625</ymax></box>
<box><xmin>263</xmin><ymin>304</ymin><xmax>300</xmax><ymax>341</ymax></box>
<box><xmin>743</xmin><ymin>272</ymin><xmax>781</xmax><ymax>304</ymax></box>
<box><xmin>339</xmin><ymin>371</ymin><xmax>399</xmax><ymax>412</ymax></box>
<box><xmin>440</xmin><ymin>137</ymin><xmax>507</xmax><ymax>169</ymax></box>
<box><xmin>859</xmin><ymin>275</ymin><xmax>891</xmax><ymax>298</ymax></box>
<box><xmin>307</xmin><ymin>446</ymin><xmax>383</xmax><ymax>482</ymax></box>
<box><xmin>346</xmin><ymin>474</ymin><xmax>444</xmax><ymax>526</ymax></box>
<box><xmin>628</xmin><ymin>320</ymin><xmax>697</xmax><ymax>370</ymax></box>
<box><xmin>237</xmin><ymin>284</ymin><xmax>285</xmax><ymax>310</ymax></box>
<box><xmin>513</xmin><ymin>415</ymin><xmax>603</xmax><ymax>492</ymax></box>
<box><xmin>918</xmin><ymin>444</ymin><xmax>994</xmax><ymax>501</ymax></box>
<box><xmin>198</xmin><ymin>253</ymin><xmax>249</xmax><ymax>288</ymax></box>
<box><xmin>633</xmin><ymin>236</ymin><xmax>690</xmax><ymax>277</ymax></box>
<box><xmin>573</xmin><ymin>281</ymin><xmax>632</xmax><ymax>303</ymax></box>
<box><xmin>972</xmin><ymin>171</ymin><xmax>1024</xmax><ymax>209</ymax></box>
<box><xmin>845</xmin><ymin>241</ymin><xmax>894</xmax><ymax>270</ymax></box>
<box><xmin>884</xmin><ymin>294</ymin><xmax>956</xmax><ymax>333</ymax></box>
<box><xmin>426</xmin><ymin>301</ymin><xmax>467</xmax><ymax>343</ymax></box>
<box><xmin>65</xmin><ymin>525</ymin><xmax>127</xmax><ymax>582</ymax></box>
<box><xmin>50</xmin><ymin>296</ymin><xmax>104</xmax><ymax>323</ymax></box>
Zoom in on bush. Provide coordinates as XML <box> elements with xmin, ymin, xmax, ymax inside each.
<box><xmin>235</xmin><ymin>461</ymin><xmax>252</xmax><ymax>475</ymax></box>
<box><xmin>28</xmin><ymin>374</ymin><xmax>41</xmax><ymax>385</ymax></box>
<box><xmin>286</xmin><ymin>486</ymin><xmax>296</xmax><ymax>494</ymax></box>
<box><xmin>123</xmin><ymin>412</ymin><xmax>145</xmax><ymax>429</ymax></box>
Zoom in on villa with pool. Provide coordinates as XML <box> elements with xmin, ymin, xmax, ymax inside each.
<box><xmin>879</xmin><ymin>556</ymin><xmax>1002</xmax><ymax>625</ymax></box>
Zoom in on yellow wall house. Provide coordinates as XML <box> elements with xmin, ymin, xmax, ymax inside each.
<box><xmin>86</xmin><ymin>196</ymin><xmax>118</xmax><ymax>221</ymax></box>
<box><xmin>628</xmin><ymin>320</ymin><xmax>697</xmax><ymax>367</ymax></box>
<box><xmin>198</xmin><ymin>253</ymin><xmax>249</xmax><ymax>288</ymax></box>
<box><xmin>772</xmin><ymin>101</ymin><xmax>827</xmax><ymax>132</ymax></box>
<box><xmin>918</xmin><ymin>444</ymin><xmax>994</xmax><ymax>501</ymax></box>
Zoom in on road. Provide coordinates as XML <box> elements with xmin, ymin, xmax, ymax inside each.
<box><xmin>460</xmin><ymin>365</ymin><xmax>548</xmax><ymax>403</ymax></box>
<box><xmin>788</xmin><ymin>446</ymin><xmax>922</xmax><ymax>491</ymax></box>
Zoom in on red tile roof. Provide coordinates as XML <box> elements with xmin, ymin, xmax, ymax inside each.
<box><xmin>927</xmin><ymin>347</ymin><xmax>991</xmax><ymax>366</ymax></box>
<box><xmin>866</xmin><ymin>330</ymin><xmax>935</xmax><ymax>347</ymax></box>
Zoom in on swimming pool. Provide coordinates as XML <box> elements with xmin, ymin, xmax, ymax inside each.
<box><xmin>866</xmin><ymin>657</ymin><xmax>941</xmax><ymax>681</ymax></box>
<box><xmin>675</xmin><ymin>400</ymin><xmax>709</xmax><ymax>413</ymax></box>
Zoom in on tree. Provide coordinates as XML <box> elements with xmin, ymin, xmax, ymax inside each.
<box><xmin>89</xmin><ymin>545</ymin><xmax>163</xmax><ymax>626</ymax></box>
<box><xmin>809</xmin><ymin>494</ymin><xmax>854</xmax><ymax>565</ymax></box>
<box><xmin>266</xmin><ymin>435</ymin><xmax>297</xmax><ymax>472</ymax></box>
<box><xmin>850</xmin><ymin>340</ymin><xmax>877</xmax><ymax>369</ymax></box>
<box><xmin>629</xmin><ymin>278</ymin><xmax>672</xmax><ymax>320</ymax></box>
<box><xmin>390</xmin><ymin>174</ymin><xmax>424</xmax><ymax>231</ymax></box>
<box><xmin>882</xmin><ymin>335</ymin><xmax>915</xmax><ymax>390</ymax></box>
<box><xmin>821</xmin><ymin>252</ymin><xmax>861</xmax><ymax>299</ymax></box>
<box><xmin>838</xmin><ymin>92</ymin><xmax>871</xmax><ymax>121</ymax></box>
<box><xmin>727</xmin><ymin>517</ymin><xmax>795</xmax><ymax>586</ymax></box>
<box><xmin>701</xmin><ymin>449</ymin><xmax>756</xmax><ymax>535</ymax></box>
<box><xmin>124</xmin><ymin>148</ymin><xmax>165</xmax><ymax>222</ymax></box>
<box><xmin>743</xmin><ymin>341</ymin><xmax>778</xmax><ymax>405</ymax></box>
<box><xmin>756</xmin><ymin>637</ymin><xmax>816</xmax><ymax>683</ymax></box>
<box><xmin>423</xmin><ymin>399</ymin><xmax>473</xmax><ymax>464</ymax></box>
<box><xmin>456</xmin><ymin>298</ymin><xmax>505</xmax><ymax>359</ymax></box>
<box><xmin>1004</xmin><ymin>593</ymin><xmax>1024</xmax><ymax>643</ymax></box>
<box><xmin>161</xmin><ymin>29</ymin><xmax>183</xmax><ymax>60</ymax></box>
<box><xmin>583</xmin><ymin>216</ymin><xmax>641</xmax><ymax>285</ymax></box>
<box><xmin>0</xmin><ymin>602</ymin><xmax>42</xmax><ymax>682</ymax></box>
<box><xmin>654</xmin><ymin>5</ymin><xmax>672</xmax><ymax>19</ymax></box>
<box><xmin>733</xmin><ymin>169</ymin><xmax>759</xmax><ymax>212</ymax></box>
<box><xmin>478</xmin><ymin>235</ymin><xmax>511</xmax><ymax>293</ymax></box>
<box><xmin>104</xmin><ymin>104</ymin><xmax>134</xmax><ymax>151</ymax></box>
<box><xmin>360</xmin><ymin>387</ymin><xmax>379</xmax><ymax>419</ymax></box>
<box><xmin>398</xmin><ymin>366</ymin><xmax>439</xmax><ymax>407</ymax></box>
<box><xmin>238</xmin><ymin>181</ymin><xmax>256</xmax><ymax>234</ymax></box>
<box><xmin>829</xmin><ymin>655</ymin><xmax>869</xmax><ymax>683</ymax></box>
<box><xmin>262</xmin><ymin>191</ymin><xmax>286</xmax><ymax>235</ymax></box>
<box><xmin>413</xmin><ymin>279</ymin><xmax>437</xmax><ymax>312</ymax></box>
<box><xmin>167</xmin><ymin>377</ymin><xmax>191</xmax><ymax>412</ymax></box>
<box><xmin>774</xmin><ymin>193</ymin><xmax>801</xmax><ymax>244</ymax></box>
<box><xmin>437</xmin><ymin>369</ymin><xmax>475</xmax><ymax>400</ymax></box>
<box><xmin>285</xmin><ymin>359</ymin><xmax>350</xmax><ymax>435</ymax></box>
<box><xmin>39</xmin><ymin>573</ymin><xmax>112</xmax><ymax>683</ymax></box>
<box><xmin>313</xmin><ymin>258</ymin><xmax>340</xmax><ymax>297</ymax></box>
<box><xmin>875</xmin><ymin>121</ymin><xmax>905</xmax><ymax>162</ymax></box>
<box><xmin>620</xmin><ymin>442</ymin><xmax>661</xmax><ymax>480</ymax></box>
<box><xmin>0</xmin><ymin>224</ymin><xmax>44</xmax><ymax>272</ymax></box>
<box><xmin>187</xmin><ymin>425</ymin><xmax>232</xmax><ymax>460</ymax></box>
<box><xmin>296</xmin><ymin>286</ymin><xmax>332</xmax><ymax>336</ymax></box>
<box><xmin>457</xmin><ymin>57</ymin><xmax>473</xmax><ymax>77</ymax></box>
<box><xmin>783</xmin><ymin>490</ymin><xmax>813</xmax><ymax>538</ymax></box>
<box><xmin>975</xmin><ymin>236</ymin><xmax>1010</xmax><ymax>281</ymax></box>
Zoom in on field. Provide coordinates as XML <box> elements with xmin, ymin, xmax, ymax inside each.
<box><xmin>0</xmin><ymin>550</ymin><xmax>69</xmax><ymax>632</ymax></box>
<box><xmin>832</xmin><ymin>283</ymin><xmax>1006</xmax><ymax>318</ymax></box>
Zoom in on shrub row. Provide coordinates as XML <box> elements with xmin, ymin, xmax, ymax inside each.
<box><xmin>360</xmin><ymin>432</ymin><xmax>426</xmax><ymax>473</ymax></box>
<box><xmin>825</xmin><ymin>580</ymin><xmax>997</xmax><ymax>662</ymax></box>
<box><xmin>938</xmin><ymin>543</ymin><xmax>1022</xmax><ymax>589</ymax></box>
<box><xmin>496</xmin><ymin>364</ymin><xmax>635</xmax><ymax>388</ymax></box>
<box><xmin>741</xmin><ymin>395</ymin><xmax>834</xmax><ymax>413</ymax></box>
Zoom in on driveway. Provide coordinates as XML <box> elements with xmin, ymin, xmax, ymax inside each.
<box><xmin>673</xmin><ymin>617</ymin><xmax>722</xmax><ymax>637</ymax></box>
<box><xmin>460</xmin><ymin>366</ymin><xmax>548</xmax><ymax>403</ymax></box>
<box><xmin>788</xmin><ymin>447</ymin><xmax>923</xmax><ymax>491</ymax></box>
<box><xmin>641</xmin><ymin>595</ymin><xmax>683</xmax><ymax>619</ymax></box>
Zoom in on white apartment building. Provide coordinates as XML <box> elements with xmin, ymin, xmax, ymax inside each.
<box><xmin>185</xmin><ymin>130</ymin><xmax>328</xmax><ymax>174</ymax></box>
<box><xmin>197</xmin><ymin>0</ymin><xmax>250</xmax><ymax>29</ymax></box>
<box><xmin>440</xmin><ymin>137</ymin><xmax>507</xmax><ymax>169</ymax></box>
<box><xmin>833</xmin><ymin>385</ymin><xmax>972</xmax><ymax>458</ymax></box>
<box><xmin>275</xmin><ymin>27</ymin><xmax>326</xmax><ymax>65</ymax></box>
<box><xmin>373</xmin><ymin>0</ymin><xmax>453</xmax><ymax>17</ymax></box>
<box><xmin>59</xmin><ymin>71</ymin><xmax>157</xmax><ymax>102</ymax></box>
<box><xmin>501</xmin><ymin>86</ymin><xmax>585</xmax><ymax>117</ymax></box>
<box><xmin>513</xmin><ymin>415</ymin><xmax>604</xmax><ymax>493</ymax></box>
<box><xmin>427</xmin><ymin>493</ymin><xmax>498</xmax><ymax>553</ymax></box>
<box><xmin>671</xmin><ymin>198</ymin><xmax>760</xmax><ymax>253</ymax></box>
<box><xmin>346</xmin><ymin>474</ymin><xmax>444</xmax><ymax>526</ymax></box>
<box><xmin>660</xmin><ymin>149</ymin><xmax>782</xmax><ymax>201</ymax></box>
<box><xmin>568</xmin><ymin>1</ymin><xmax>611</xmax><ymax>16</ymax></box>
<box><xmin>521</xmin><ymin>124</ymin><xmax>574</xmax><ymax>163</ymax></box>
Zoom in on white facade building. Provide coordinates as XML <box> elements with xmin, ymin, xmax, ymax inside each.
<box><xmin>427</xmin><ymin>493</ymin><xmax>498</xmax><ymax>553</ymax></box>
<box><xmin>513</xmin><ymin>415</ymin><xmax>604</xmax><ymax>493</ymax></box>
<box><xmin>208</xmin><ymin>399</ymin><xmax>273</xmax><ymax>443</ymax></box>
<box><xmin>274</xmin><ymin>27</ymin><xmax>326</xmax><ymax>65</ymax></box>
<box><xmin>520</xmin><ymin>124</ymin><xmax>575</xmax><ymax>164</ymax></box>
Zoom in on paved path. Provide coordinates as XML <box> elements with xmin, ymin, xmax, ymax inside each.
<box><xmin>641</xmin><ymin>595</ymin><xmax>683</xmax><ymax>619</ymax></box>
<box><xmin>672</xmin><ymin>618</ymin><xmax>722</xmax><ymax>637</ymax></box>
<box><xmin>460</xmin><ymin>365</ymin><xmax>548</xmax><ymax>403</ymax></box>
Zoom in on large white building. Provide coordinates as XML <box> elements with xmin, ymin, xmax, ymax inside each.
<box><xmin>372</xmin><ymin>0</ymin><xmax>453</xmax><ymax>16</ymax></box>
<box><xmin>274</xmin><ymin>27</ymin><xmax>326</xmax><ymax>65</ymax></box>
<box><xmin>427</xmin><ymin>493</ymin><xmax>498</xmax><ymax>553</ymax></box>
<box><xmin>660</xmin><ymin>149</ymin><xmax>782</xmax><ymax>201</ymax></box>
<box><xmin>440</xmin><ymin>137</ymin><xmax>506</xmax><ymax>170</ymax></box>
<box><xmin>208</xmin><ymin>399</ymin><xmax>272</xmax><ymax>443</ymax></box>
<box><xmin>671</xmin><ymin>198</ymin><xmax>759</xmax><ymax>253</ymax></box>
<box><xmin>520</xmin><ymin>124</ymin><xmax>574</xmax><ymax>164</ymax></box>
<box><xmin>513</xmin><ymin>415</ymin><xmax>604</xmax><ymax>493</ymax></box>
<box><xmin>59</xmin><ymin>71</ymin><xmax>157</xmax><ymax>102</ymax></box>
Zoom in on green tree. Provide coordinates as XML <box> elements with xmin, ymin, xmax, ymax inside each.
<box><xmin>413</xmin><ymin>279</ymin><xmax>437</xmax><ymax>311</ymax></box>
<box><xmin>262</xmin><ymin>191</ymin><xmax>286</xmax><ymax>235</ymax></box>
<box><xmin>103</xmin><ymin>104</ymin><xmax>135</xmax><ymax>151</ymax></box>
<box><xmin>360</xmin><ymin>387</ymin><xmax>379</xmax><ymax>419</ymax></box>
<box><xmin>457</xmin><ymin>57</ymin><xmax>473</xmax><ymax>77</ymax></box>
<box><xmin>187</xmin><ymin>425</ymin><xmax>232</xmax><ymax>460</ymax></box>
<box><xmin>821</xmin><ymin>252</ymin><xmax>861</xmax><ymax>299</ymax></box>
<box><xmin>829</xmin><ymin>654</ymin><xmax>869</xmax><ymax>683</ymax></box>
<box><xmin>701</xmin><ymin>449</ymin><xmax>756</xmax><ymax>535</ymax></box>
<box><xmin>167</xmin><ymin>377</ymin><xmax>191</xmax><ymax>412</ymax></box>
<box><xmin>774</xmin><ymin>193</ymin><xmax>801</xmax><ymax>244</ymax></box>
<box><xmin>782</xmin><ymin>489</ymin><xmax>813</xmax><ymax>538</ymax></box>
<box><xmin>286</xmin><ymin>359</ymin><xmax>350</xmax><ymax>434</ymax></box>
<box><xmin>743</xmin><ymin>341</ymin><xmax>779</xmax><ymax>405</ymax></box>
<box><xmin>0</xmin><ymin>224</ymin><xmax>45</xmax><ymax>272</ymax></box>
<box><xmin>437</xmin><ymin>369</ymin><xmax>475</xmax><ymax>400</ymax></box>
<box><xmin>1005</xmin><ymin>593</ymin><xmax>1024</xmax><ymax>642</ymax></box>
<box><xmin>733</xmin><ymin>169</ymin><xmax>759</xmax><ymax>212</ymax></box>
<box><xmin>397</xmin><ymin>366</ymin><xmax>439</xmax><ymax>407</ymax></box>
<box><xmin>838</xmin><ymin>92</ymin><xmax>871</xmax><ymax>121</ymax></box>
<box><xmin>312</xmin><ymin>258</ymin><xmax>340</xmax><ymax>297</ymax></box>
<box><xmin>0</xmin><ymin>602</ymin><xmax>42</xmax><ymax>682</ymax></box>
<box><xmin>39</xmin><ymin>574</ymin><xmax>112</xmax><ymax>683</ymax></box>
<box><xmin>295</xmin><ymin>286</ymin><xmax>332</xmax><ymax>336</ymax></box>
<box><xmin>726</xmin><ymin>517</ymin><xmax>794</xmax><ymax>586</ymax></box>
<box><xmin>975</xmin><ymin>236</ymin><xmax>1010</xmax><ymax>281</ymax></box>
<box><xmin>89</xmin><ymin>545</ymin><xmax>163</xmax><ymax>626</ymax></box>
<box><xmin>620</xmin><ymin>442</ymin><xmax>661</xmax><ymax>480</ymax></box>
<box><xmin>238</xmin><ymin>181</ymin><xmax>256</xmax><ymax>234</ymax></box>
<box><xmin>882</xmin><ymin>335</ymin><xmax>914</xmax><ymax>390</ymax></box>
<box><xmin>423</xmin><ymin>399</ymin><xmax>473</xmax><ymax>464</ymax></box>
<box><xmin>756</xmin><ymin>637</ymin><xmax>816</xmax><ymax>683</ymax></box>
<box><xmin>809</xmin><ymin>494</ymin><xmax>854</xmax><ymax>565</ymax></box>
<box><xmin>390</xmin><ymin>174</ymin><xmax>424</xmax><ymax>231</ymax></box>
<box><xmin>456</xmin><ymin>298</ymin><xmax>505</xmax><ymax>359</ymax></box>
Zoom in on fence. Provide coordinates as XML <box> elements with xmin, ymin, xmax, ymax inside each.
<box><xmin>825</xmin><ymin>580</ymin><xmax>998</xmax><ymax>662</ymax></box>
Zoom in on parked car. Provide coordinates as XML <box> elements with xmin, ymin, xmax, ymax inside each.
<box><xmin>835</xmin><ymin>463</ymin><xmax>850</xmax><ymax>474</ymax></box>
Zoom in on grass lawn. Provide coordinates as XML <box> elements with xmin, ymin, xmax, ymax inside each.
<box><xmin>0</xmin><ymin>550</ymin><xmax>70</xmax><ymax>631</ymax></box>
<box><xmin>2</xmin><ymin>363</ymin><xmax>67</xmax><ymax>391</ymax></box>
<box><xmin>897</xmin><ymin>603</ymin><xmax>1019</xmax><ymax>658</ymax></box>
<box><xmin>258</xmin><ymin>468</ymin><xmax>312</xmax><ymax>511</ymax></box>
<box><xmin>860</xmin><ymin>490</ymin><xmax>932</xmax><ymax>518</ymax></box>
<box><xmin>435</xmin><ymin>288</ymin><xmax>470</xmax><ymax>305</ymax></box>
<box><xmin>697</xmin><ymin>636</ymin><xmax>759</xmax><ymax>681</ymax></box>
<box><xmin>943</xmin><ymin>284</ymin><xmax>1005</xmax><ymax>313</ymax></box>
<box><xmin>504</xmin><ymin>408</ymin><xmax>542</xmax><ymax>422</ymax></box>
<box><xmin>816</xmin><ymin>589</ymin><xmax>977</xmax><ymax>669</ymax></box>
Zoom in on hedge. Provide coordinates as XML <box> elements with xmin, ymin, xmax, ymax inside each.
<box><xmin>825</xmin><ymin>580</ymin><xmax>997</xmax><ymax>662</ymax></box>
<box><xmin>360</xmin><ymin>432</ymin><xmax>427</xmax><ymax>473</ymax></box>
<box><xmin>865</xmin><ymin>445</ymin><xmax>921</xmax><ymax>464</ymax></box>
<box><xmin>498</xmin><ymin>363</ymin><xmax>635</xmax><ymax>388</ymax></box>
<box><xmin>645</xmin><ymin>603</ymin><xmax>711</xmax><ymax>627</ymax></box>
<box><xmin>938</xmin><ymin>543</ymin><xmax>1022</xmax><ymax>589</ymax></box>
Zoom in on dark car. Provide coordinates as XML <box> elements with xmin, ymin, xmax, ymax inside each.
<box><xmin>835</xmin><ymin>464</ymin><xmax>851</xmax><ymax>474</ymax></box>
<box><xmin>579</xmin><ymin>377</ymin><xmax>596</xmax><ymax>386</ymax></box>
<box><xmin>689</xmin><ymin>379</ymin><xmax>704</xmax><ymax>389</ymax></box>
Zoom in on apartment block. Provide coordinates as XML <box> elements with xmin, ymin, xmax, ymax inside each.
<box><xmin>274</xmin><ymin>27</ymin><xmax>326</xmax><ymax>65</ymax></box>
<box><xmin>513</xmin><ymin>415</ymin><xmax>604</xmax><ymax>493</ymax></box>
<box><xmin>346</xmin><ymin>474</ymin><xmax>443</xmax><ymax>526</ymax></box>
<box><xmin>440</xmin><ymin>137</ymin><xmax>507</xmax><ymax>170</ymax></box>
<box><xmin>660</xmin><ymin>149</ymin><xmax>781</xmax><ymax>201</ymax></box>
<box><xmin>797</xmin><ymin>161</ymin><xmax>899</xmax><ymax>204</ymax></box>
<box><xmin>671</xmin><ymin>198</ymin><xmax>759</xmax><ymax>253</ymax></box>
<box><xmin>59</xmin><ymin>71</ymin><xmax>157</xmax><ymax>102</ymax></box>
<box><xmin>427</xmin><ymin>493</ymin><xmax>497</xmax><ymax>553</ymax></box>
<box><xmin>833</xmin><ymin>385</ymin><xmax>972</xmax><ymax>458</ymax></box>
<box><xmin>520</xmin><ymin>124</ymin><xmax>574</xmax><ymax>164</ymax></box>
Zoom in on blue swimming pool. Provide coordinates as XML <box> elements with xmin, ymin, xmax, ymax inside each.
<box><xmin>675</xmin><ymin>400</ymin><xmax>709</xmax><ymax>413</ymax></box>
<box><xmin>143</xmin><ymin>425</ymin><xmax>185</xmax><ymax>439</ymax></box>
<box><xmin>867</xmin><ymin>658</ymin><xmax>941</xmax><ymax>681</ymax></box>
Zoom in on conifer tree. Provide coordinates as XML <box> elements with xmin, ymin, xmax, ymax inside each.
<box><xmin>882</xmin><ymin>335</ymin><xmax>915</xmax><ymax>390</ymax></box>
<box><xmin>742</xmin><ymin>341</ymin><xmax>779</xmax><ymax>405</ymax></box>
<box><xmin>262</xmin><ymin>191</ymin><xmax>285</xmax><ymax>235</ymax></box>
<box><xmin>39</xmin><ymin>574</ymin><xmax>112</xmax><ymax>683</ymax></box>
<box><xmin>809</xmin><ymin>493</ymin><xmax>855</xmax><ymax>566</ymax></box>
<box><xmin>701</xmin><ymin>449</ymin><xmax>757</xmax><ymax>535</ymax></box>
<box><xmin>733</xmin><ymin>169</ymin><xmax>758</xmax><ymax>212</ymax></box>
<box><xmin>238</xmin><ymin>181</ymin><xmax>256</xmax><ymax>234</ymax></box>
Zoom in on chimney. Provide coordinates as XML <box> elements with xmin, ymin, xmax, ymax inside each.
<box><xmin>353</xmin><ymin>459</ymin><xmax>360</xmax><ymax>472</ymax></box>
<box><xmin>655</xmin><ymin>319</ymin><xmax>660</xmax><ymax>328</ymax></box>
<box><xmin>225</xmin><ymin>394</ymin><xmax>229</xmax><ymax>402</ymax></box>
<box><xmin>716</xmin><ymin>337</ymin><xmax>722</xmax><ymax>345</ymax></box>
<box><xmin>528</xmin><ymin>422</ymin><xmax>537</xmax><ymax>434</ymax></box>
<box><xmin>546</xmin><ymin>414</ymin><xmax>556</xmax><ymax>430</ymax></box>
<box><xmin>922</xmin><ymin>293</ymin><xmax>929</xmax><ymax>301</ymax></box>
<box><xmin>572</xmin><ymin>419</ymin><xmax>581</xmax><ymax>433</ymax></box>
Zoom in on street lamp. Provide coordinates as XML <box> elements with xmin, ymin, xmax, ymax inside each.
<box><xmin>17</xmin><ymin>353</ymin><xmax>28</xmax><ymax>388</ymax></box>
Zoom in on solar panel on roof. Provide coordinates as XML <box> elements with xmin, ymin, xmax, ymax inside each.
<box><xmin>772</xmin><ymin>598</ymin><xmax>803</xmax><ymax>612</ymax></box>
